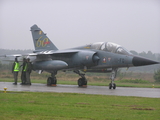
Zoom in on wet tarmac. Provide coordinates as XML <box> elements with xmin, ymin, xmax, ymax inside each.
<box><xmin>0</xmin><ymin>82</ymin><xmax>160</xmax><ymax>98</ymax></box>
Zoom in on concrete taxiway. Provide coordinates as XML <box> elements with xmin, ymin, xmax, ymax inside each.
<box><xmin>0</xmin><ymin>82</ymin><xmax>160</xmax><ymax>98</ymax></box>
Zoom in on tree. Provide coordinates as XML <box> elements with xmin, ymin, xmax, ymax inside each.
<box><xmin>154</xmin><ymin>69</ymin><xmax>160</xmax><ymax>82</ymax></box>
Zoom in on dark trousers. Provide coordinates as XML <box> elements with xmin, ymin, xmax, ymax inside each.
<box><xmin>21</xmin><ymin>72</ymin><xmax>26</xmax><ymax>84</ymax></box>
<box><xmin>26</xmin><ymin>72</ymin><xmax>31</xmax><ymax>84</ymax></box>
<box><xmin>13</xmin><ymin>72</ymin><xmax>18</xmax><ymax>83</ymax></box>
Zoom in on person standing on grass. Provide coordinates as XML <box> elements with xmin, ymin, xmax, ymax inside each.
<box><xmin>12</xmin><ymin>57</ymin><xmax>20</xmax><ymax>85</ymax></box>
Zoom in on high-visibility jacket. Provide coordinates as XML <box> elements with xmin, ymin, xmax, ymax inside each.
<box><xmin>14</xmin><ymin>62</ymin><xmax>20</xmax><ymax>72</ymax></box>
<box><xmin>23</xmin><ymin>64</ymin><xmax>27</xmax><ymax>72</ymax></box>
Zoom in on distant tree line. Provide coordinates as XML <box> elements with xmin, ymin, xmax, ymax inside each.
<box><xmin>0</xmin><ymin>49</ymin><xmax>33</xmax><ymax>55</ymax></box>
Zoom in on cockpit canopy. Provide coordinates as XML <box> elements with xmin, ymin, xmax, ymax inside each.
<box><xmin>90</xmin><ymin>42</ymin><xmax>132</xmax><ymax>55</ymax></box>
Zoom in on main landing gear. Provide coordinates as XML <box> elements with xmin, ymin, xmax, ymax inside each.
<box><xmin>74</xmin><ymin>70</ymin><xmax>87</xmax><ymax>87</ymax></box>
<box><xmin>47</xmin><ymin>71</ymin><xmax>57</xmax><ymax>86</ymax></box>
<box><xmin>109</xmin><ymin>68</ymin><xmax>117</xmax><ymax>89</ymax></box>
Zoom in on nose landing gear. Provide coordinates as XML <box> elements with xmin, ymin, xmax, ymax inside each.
<box><xmin>109</xmin><ymin>68</ymin><xmax>117</xmax><ymax>89</ymax></box>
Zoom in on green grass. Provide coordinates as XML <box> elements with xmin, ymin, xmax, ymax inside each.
<box><xmin>0</xmin><ymin>92</ymin><xmax>160</xmax><ymax>120</ymax></box>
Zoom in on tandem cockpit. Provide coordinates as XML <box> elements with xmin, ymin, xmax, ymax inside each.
<box><xmin>89</xmin><ymin>42</ymin><xmax>132</xmax><ymax>55</ymax></box>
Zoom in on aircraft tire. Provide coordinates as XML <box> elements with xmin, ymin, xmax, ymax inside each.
<box><xmin>78</xmin><ymin>78</ymin><xmax>83</xmax><ymax>87</ymax></box>
<box><xmin>47</xmin><ymin>77</ymin><xmax>52</xmax><ymax>85</ymax></box>
<box><xmin>113</xmin><ymin>83</ymin><xmax>116</xmax><ymax>89</ymax></box>
<box><xmin>109</xmin><ymin>83</ymin><xmax>112</xmax><ymax>89</ymax></box>
<box><xmin>84</xmin><ymin>79</ymin><xmax>87</xmax><ymax>85</ymax></box>
<box><xmin>52</xmin><ymin>77</ymin><xmax>57</xmax><ymax>84</ymax></box>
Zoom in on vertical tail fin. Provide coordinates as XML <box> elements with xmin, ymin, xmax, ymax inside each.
<box><xmin>30</xmin><ymin>24</ymin><xmax>58</xmax><ymax>51</ymax></box>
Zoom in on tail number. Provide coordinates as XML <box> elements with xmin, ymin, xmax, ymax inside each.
<box><xmin>36</xmin><ymin>36</ymin><xmax>50</xmax><ymax>47</ymax></box>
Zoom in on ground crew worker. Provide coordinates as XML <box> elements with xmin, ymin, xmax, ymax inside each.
<box><xmin>26</xmin><ymin>58</ymin><xmax>32</xmax><ymax>85</ymax></box>
<box><xmin>20</xmin><ymin>58</ymin><xmax>27</xmax><ymax>85</ymax></box>
<box><xmin>12</xmin><ymin>58</ymin><xmax>20</xmax><ymax>85</ymax></box>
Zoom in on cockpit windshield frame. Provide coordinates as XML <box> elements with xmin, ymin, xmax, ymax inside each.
<box><xmin>90</xmin><ymin>42</ymin><xmax>132</xmax><ymax>55</ymax></box>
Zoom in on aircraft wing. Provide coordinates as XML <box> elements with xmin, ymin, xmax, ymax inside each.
<box><xmin>0</xmin><ymin>54</ymin><xmax>22</xmax><ymax>57</ymax></box>
<box><xmin>0</xmin><ymin>49</ymin><xmax>79</xmax><ymax>58</ymax></box>
<box><xmin>33</xmin><ymin>49</ymin><xmax>79</xmax><ymax>55</ymax></box>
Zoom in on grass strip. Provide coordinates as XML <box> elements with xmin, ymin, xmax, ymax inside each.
<box><xmin>0</xmin><ymin>91</ymin><xmax>160</xmax><ymax>120</ymax></box>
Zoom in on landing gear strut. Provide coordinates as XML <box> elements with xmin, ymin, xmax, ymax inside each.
<box><xmin>74</xmin><ymin>70</ymin><xmax>87</xmax><ymax>87</ymax></box>
<box><xmin>47</xmin><ymin>71</ymin><xmax>57</xmax><ymax>86</ymax></box>
<box><xmin>109</xmin><ymin>68</ymin><xmax>117</xmax><ymax>89</ymax></box>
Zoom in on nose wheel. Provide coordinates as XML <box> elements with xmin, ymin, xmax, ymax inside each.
<box><xmin>109</xmin><ymin>83</ymin><xmax>116</xmax><ymax>89</ymax></box>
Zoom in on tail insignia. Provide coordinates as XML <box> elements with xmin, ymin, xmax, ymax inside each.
<box><xmin>39</xmin><ymin>31</ymin><xmax>42</xmax><ymax>35</ymax></box>
<box><xmin>36</xmin><ymin>37</ymin><xmax>50</xmax><ymax>48</ymax></box>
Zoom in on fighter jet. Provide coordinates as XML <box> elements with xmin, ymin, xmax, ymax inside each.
<box><xmin>1</xmin><ymin>24</ymin><xmax>159</xmax><ymax>89</ymax></box>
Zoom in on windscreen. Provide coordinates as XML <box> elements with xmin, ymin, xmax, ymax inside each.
<box><xmin>91</xmin><ymin>42</ymin><xmax>132</xmax><ymax>55</ymax></box>
<box><xmin>105</xmin><ymin>42</ymin><xmax>120</xmax><ymax>53</ymax></box>
<box><xmin>101</xmin><ymin>42</ymin><xmax>131</xmax><ymax>55</ymax></box>
<box><xmin>91</xmin><ymin>42</ymin><xmax>104</xmax><ymax>50</ymax></box>
<box><xmin>116</xmin><ymin>47</ymin><xmax>131</xmax><ymax>55</ymax></box>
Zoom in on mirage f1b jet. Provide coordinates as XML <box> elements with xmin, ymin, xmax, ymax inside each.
<box><xmin>2</xmin><ymin>25</ymin><xmax>160</xmax><ymax>89</ymax></box>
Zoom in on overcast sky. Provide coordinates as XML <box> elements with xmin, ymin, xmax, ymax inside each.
<box><xmin>0</xmin><ymin>0</ymin><xmax>160</xmax><ymax>53</ymax></box>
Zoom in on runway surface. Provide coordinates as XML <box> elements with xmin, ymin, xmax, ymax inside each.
<box><xmin>0</xmin><ymin>82</ymin><xmax>160</xmax><ymax>98</ymax></box>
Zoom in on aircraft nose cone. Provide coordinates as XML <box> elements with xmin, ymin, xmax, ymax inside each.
<box><xmin>132</xmin><ymin>56</ymin><xmax>159</xmax><ymax>66</ymax></box>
